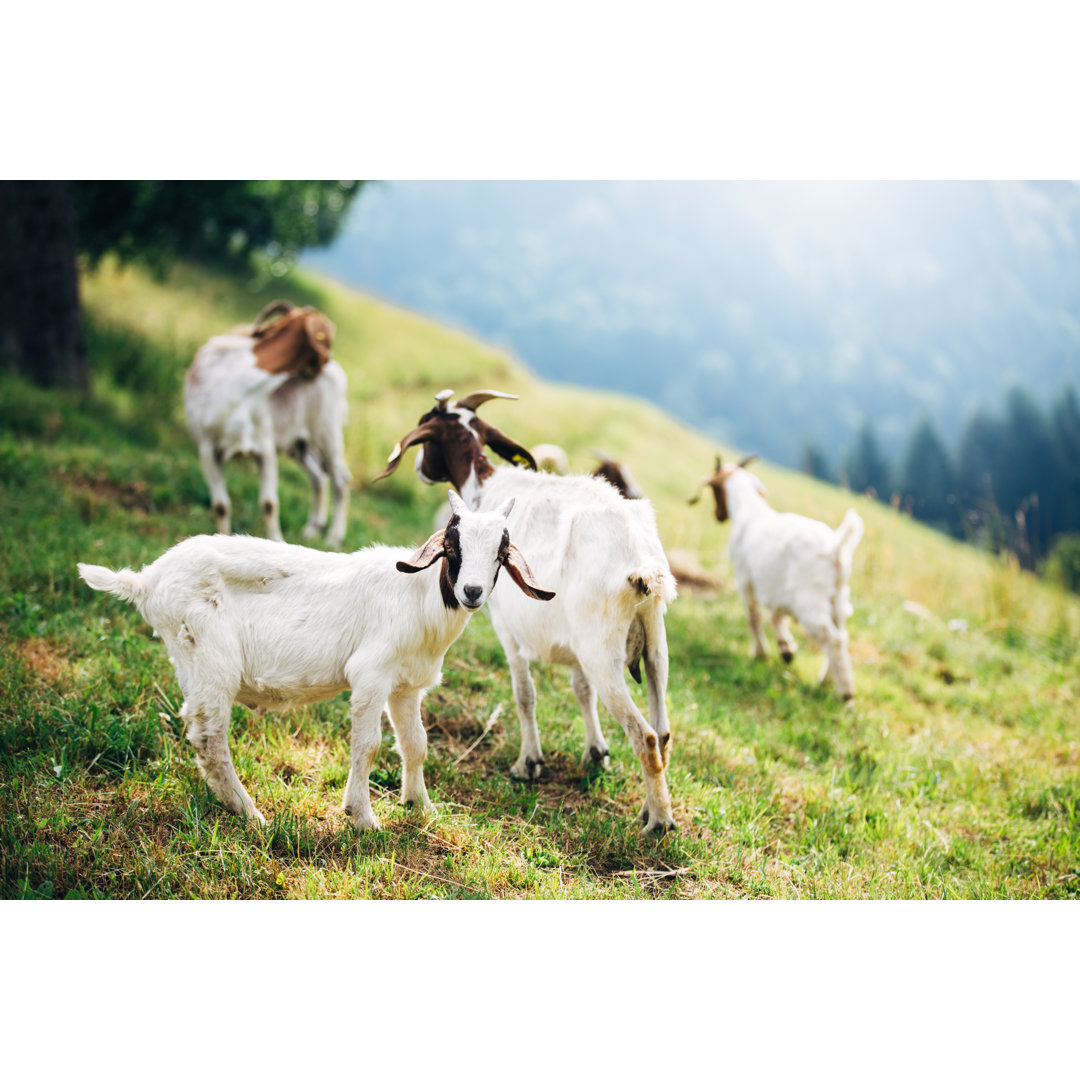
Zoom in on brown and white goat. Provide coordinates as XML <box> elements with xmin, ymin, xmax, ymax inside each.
<box><xmin>375</xmin><ymin>389</ymin><xmax>678</xmax><ymax>834</ymax></box>
<box><xmin>184</xmin><ymin>301</ymin><xmax>352</xmax><ymax>548</ymax></box>
<box><xmin>78</xmin><ymin>491</ymin><xmax>553</xmax><ymax>829</ymax></box>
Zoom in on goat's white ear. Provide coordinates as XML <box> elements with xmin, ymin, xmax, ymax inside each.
<box><xmin>447</xmin><ymin>490</ymin><xmax>466</xmax><ymax>517</ymax></box>
<box><xmin>498</xmin><ymin>497</ymin><xmax>515</xmax><ymax>520</ymax></box>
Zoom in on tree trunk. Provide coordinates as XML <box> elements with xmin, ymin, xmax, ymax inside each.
<box><xmin>0</xmin><ymin>181</ymin><xmax>87</xmax><ymax>390</ymax></box>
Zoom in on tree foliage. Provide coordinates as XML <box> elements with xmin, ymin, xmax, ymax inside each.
<box><xmin>72</xmin><ymin>181</ymin><xmax>363</xmax><ymax>275</ymax></box>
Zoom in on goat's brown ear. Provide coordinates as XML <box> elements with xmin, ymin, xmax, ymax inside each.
<box><xmin>396</xmin><ymin>529</ymin><xmax>447</xmax><ymax>573</ymax></box>
<box><xmin>501</xmin><ymin>543</ymin><xmax>555</xmax><ymax>600</ymax></box>
<box><xmin>477</xmin><ymin>420</ymin><xmax>538</xmax><ymax>470</ymax></box>
<box><xmin>372</xmin><ymin>424</ymin><xmax>437</xmax><ymax>482</ymax></box>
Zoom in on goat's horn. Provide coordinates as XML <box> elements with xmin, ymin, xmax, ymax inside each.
<box><xmin>590</xmin><ymin>448</ymin><xmax>613</xmax><ymax>462</ymax></box>
<box><xmin>688</xmin><ymin>477</ymin><xmax>711</xmax><ymax>506</ymax></box>
<box><xmin>738</xmin><ymin>453</ymin><xmax>759</xmax><ymax>469</ymax></box>
<box><xmin>434</xmin><ymin>388</ymin><xmax>454</xmax><ymax>412</ymax></box>
<box><xmin>251</xmin><ymin>299</ymin><xmax>295</xmax><ymax>334</ymax></box>
<box><xmin>714</xmin><ymin>454</ymin><xmax>723</xmax><ymax>473</ymax></box>
<box><xmin>455</xmin><ymin>389</ymin><xmax>519</xmax><ymax>411</ymax></box>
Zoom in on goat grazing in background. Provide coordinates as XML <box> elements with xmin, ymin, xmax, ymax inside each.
<box><xmin>78</xmin><ymin>491</ymin><xmax>554</xmax><ymax>830</ymax></box>
<box><xmin>531</xmin><ymin>443</ymin><xmax>570</xmax><ymax>475</ymax></box>
<box><xmin>375</xmin><ymin>389</ymin><xmax>678</xmax><ymax>834</ymax></box>
<box><xmin>184</xmin><ymin>300</ymin><xmax>352</xmax><ymax>548</ymax></box>
<box><xmin>592</xmin><ymin>451</ymin><xmax>644</xmax><ymax>499</ymax></box>
<box><xmin>690</xmin><ymin>454</ymin><xmax>864</xmax><ymax>699</ymax></box>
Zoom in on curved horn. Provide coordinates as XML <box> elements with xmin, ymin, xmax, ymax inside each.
<box><xmin>455</xmin><ymin>389</ymin><xmax>519</xmax><ymax>412</ymax></box>
<box><xmin>590</xmin><ymin>448</ymin><xmax>613</xmax><ymax>463</ymax></box>
<box><xmin>688</xmin><ymin>476</ymin><xmax>712</xmax><ymax>506</ymax></box>
<box><xmin>737</xmin><ymin>453</ymin><xmax>759</xmax><ymax>469</ymax></box>
<box><xmin>371</xmin><ymin>423</ymin><xmax>438</xmax><ymax>482</ymax></box>
<box><xmin>434</xmin><ymin>388</ymin><xmax>454</xmax><ymax>412</ymax></box>
<box><xmin>251</xmin><ymin>299</ymin><xmax>295</xmax><ymax>335</ymax></box>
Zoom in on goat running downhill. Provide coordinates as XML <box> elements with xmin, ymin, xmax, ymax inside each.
<box><xmin>184</xmin><ymin>300</ymin><xmax>352</xmax><ymax>548</ymax></box>
<box><xmin>77</xmin><ymin>491</ymin><xmax>554</xmax><ymax>830</ymax></box>
<box><xmin>690</xmin><ymin>454</ymin><xmax>864</xmax><ymax>699</ymax></box>
<box><xmin>375</xmin><ymin>389</ymin><xmax>679</xmax><ymax>834</ymax></box>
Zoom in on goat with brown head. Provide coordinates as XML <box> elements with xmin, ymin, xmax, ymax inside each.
<box><xmin>688</xmin><ymin>453</ymin><xmax>760</xmax><ymax>521</ymax></box>
<box><xmin>373</xmin><ymin>389</ymin><xmax>538</xmax><ymax>496</ymax></box>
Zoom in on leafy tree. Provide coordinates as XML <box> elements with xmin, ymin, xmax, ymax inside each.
<box><xmin>0</xmin><ymin>180</ymin><xmax>363</xmax><ymax>390</ymax></box>
<box><xmin>899</xmin><ymin>416</ymin><xmax>956</xmax><ymax>532</ymax></box>
<box><xmin>846</xmin><ymin>418</ymin><xmax>891</xmax><ymax>499</ymax></box>
<box><xmin>1051</xmin><ymin>385</ymin><xmax>1080</xmax><ymax>535</ymax></box>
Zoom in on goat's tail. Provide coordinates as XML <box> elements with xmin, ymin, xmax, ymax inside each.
<box><xmin>628</xmin><ymin>563</ymin><xmax>678</xmax><ymax>606</ymax></box>
<box><xmin>830</xmin><ymin>509</ymin><xmax>864</xmax><ymax>625</ymax></box>
<box><xmin>833</xmin><ymin>509</ymin><xmax>864</xmax><ymax>578</ymax></box>
<box><xmin>78</xmin><ymin>563</ymin><xmax>147</xmax><ymax>607</ymax></box>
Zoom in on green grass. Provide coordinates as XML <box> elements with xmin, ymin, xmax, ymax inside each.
<box><xmin>2</xmin><ymin>257</ymin><xmax>1078</xmax><ymax>899</ymax></box>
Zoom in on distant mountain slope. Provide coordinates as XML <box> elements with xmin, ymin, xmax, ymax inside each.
<box><xmin>305</xmin><ymin>180</ymin><xmax>1080</xmax><ymax>467</ymax></box>
<box><xmin>75</xmin><ymin>257</ymin><xmax>1076</xmax><ymax>633</ymax></box>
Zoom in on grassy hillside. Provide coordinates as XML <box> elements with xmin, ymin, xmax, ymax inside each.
<box><xmin>1</xmin><ymin>258</ymin><xmax>1077</xmax><ymax>898</ymax></box>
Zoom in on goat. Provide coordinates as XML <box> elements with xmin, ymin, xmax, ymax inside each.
<box><xmin>184</xmin><ymin>300</ymin><xmax>352</xmax><ymax>549</ymax></box>
<box><xmin>77</xmin><ymin>491</ymin><xmax>554</xmax><ymax>830</ymax></box>
<box><xmin>374</xmin><ymin>389</ymin><xmax>678</xmax><ymax>834</ymax></box>
<box><xmin>690</xmin><ymin>455</ymin><xmax>864</xmax><ymax>699</ymax></box>
<box><xmin>532</xmin><ymin>443</ymin><xmax>570</xmax><ymax>475</ymax></box>
<box><xmin>591</xmin><ymin>451</ymin><xmax>644</xmax><ymax>499</ymax></box>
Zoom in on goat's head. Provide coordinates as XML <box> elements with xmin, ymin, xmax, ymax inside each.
<box><xmin>373</xmin><ymin>389</ymin><xmax>538</xmax><ymax>491</ymax></box>
<box><xmin>396</xmin><ymin>490</ymin><xmax>555</xmax><ymax>611</ymax></box>
<box><xmin>688</xmin><ymin>454</ymin><xmax>761</xmax><ymax>521</ymax></box>
<box><xmin>591</xmin><ymin>451</ymin><xmax>644</xmax><ymax>499</ymax></box>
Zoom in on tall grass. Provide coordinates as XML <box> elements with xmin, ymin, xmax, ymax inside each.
<box><xmin>2</xmin><ymin>258</ymin><xmax>1078</xmax><ymax>899</ymax></box>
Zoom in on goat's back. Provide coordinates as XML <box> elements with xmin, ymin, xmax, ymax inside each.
<box><xmin>479</xmin><ymin>469</ymin><xmax>674</xmax><ymax>652</ymax></box>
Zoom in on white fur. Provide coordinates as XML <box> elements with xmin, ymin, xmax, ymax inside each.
<box><xmin>184</xmin><ymin>333</ymin><xmax>352</xmax><ymax>548</ymax></box>
<box><xmin>721</xmin><ymin>467</ymin><xmax>864</xmax><ymax>699</ymax></box>
<box><xmin>442</xmin><ymin>408</ymin><xmax>678</xmax><ymax>834</ymax></box>
<box><xmin>77</xmin><ymin>494</ymin><xmax>517</xmax><ymax>830</ymax></box>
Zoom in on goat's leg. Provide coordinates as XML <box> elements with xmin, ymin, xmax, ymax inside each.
<box><xmin>640</xmin><ymin>603</ymin><xmax>672</xmax><ymax>770</ymax></box>
<box><xmin>495</xmin><ymin>627</ymin><xmax>543</xmax><ymax>781</ymax></box>
<box><xmin>342</xmin><ymin>675</ymin><xmax>389</xmax><ymax>830</ymax></box>
<box><xmin>324</xmin><ymin>443</ymin><xmax>352</xmax><ymax>551</ymax></box>
<box><xmin>255</xmin><ymin>444</ymin><xmax>283</xmax><ymax>542</ymax></box>
<box><xmin>805</xmin><ymin>619</ymin><xmax>855</xmax><ymax>701</ymax></box>
<box><xmin>181</xmin><ymin>698</ymin><xmax>264</xmax><ymax>823</ymax></box>
<box><xmin>386</xmin><ymin>689</ymin><xmax>433</xmax><ymax>812</ymax></box>
<box><xmin>295</xmin><ymin>445</ymin><xmax>330</xmax><ymax>540</ymax></box>
<box><xmin>197</xmin><ymin>440</ymin><xmax>232</xmax><ymax>534</ymax></box>
<box><xmin>772</xmin><ymin>611</ymin><xmax>797</xmax><ymax>664</ymax></box>
<box><xmin>579</xmin><ymin>654</ymin><xmax>675</xmax><ymax>834</ymax></box>
<box><xmin>739</xmin><ymin>581</ymin><xmax>768</xmax><ymax>659</ymax></box>
<box><xmin>572</xmin><ymin>665</ymin><xmax>610</xmax><ymax>770</ymax></box>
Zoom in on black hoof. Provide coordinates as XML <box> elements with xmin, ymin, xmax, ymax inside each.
<box><xmin>781</xmin><ymin>650</ymin><xmax>795</xmax><ymax>665</ymax></box>
<box><xmin>589</xmin><ymin>745</ymin><xmax>609</xmax><ymax>764</ymax></box>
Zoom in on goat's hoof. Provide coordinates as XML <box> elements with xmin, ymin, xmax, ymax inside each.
<box><xmin>302</xmin><ymin>522</ymin><xmax>322</xmax><ymax>540</ymax></box>
<box><xmin>510</xmin><ymin>756</ymin><xmax>544</xmax><ymax>782</ymax></box>
<box><xmin>402</xmin><ymin>794</ymin><xmax>434</xmax><ymax>813</ymax></box>
<box><xmin>243</xmin><ymin>806</ymin><xmax>268</xmax><ymax>825</ymax></box>
<box><xmin>780</xmin><ymin>649</ymin><xmax>795</xmax><ymax>664</ymax></box>
<box><xmin>642</xmin><ymin>812</ymin><xmax>677</xmax><ymax>836</ymax></box>
<box><xmin>582</xmin><ymin>745</ymin><xmax>611</xmax><ymax>771</ymax></box>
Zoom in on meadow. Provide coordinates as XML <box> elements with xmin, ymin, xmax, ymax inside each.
<box><xmin>1</xmin><ymin>258</ymin><xmax>1078</xmax><ymax>899</ymax></box>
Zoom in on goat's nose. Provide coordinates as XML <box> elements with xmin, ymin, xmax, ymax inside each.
<box><xmin>463</xmin><ymin>585</ymin><xmax>483</xmax><ymax>604</ymax></box>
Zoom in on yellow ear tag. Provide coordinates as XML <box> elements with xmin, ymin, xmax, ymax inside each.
<box><xmin>513</xmin><ymin>454</ymin><xmax>534</xmax><ymax>469</ymax></box>
<box><xmin>316</xmin><ymin>331</ymin><xmax>326</xmax><ymax>340</ymax></box>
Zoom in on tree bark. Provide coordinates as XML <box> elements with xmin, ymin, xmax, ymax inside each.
<box><xmin>0</xmin><ymin>181</ymin><xmax>87</xmax><ymax>390</ymax></box>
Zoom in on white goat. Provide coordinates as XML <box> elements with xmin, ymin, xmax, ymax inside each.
<box><xmin>184</xmin><ymin>305</ymin><xmax>351</xmax><ymax>548</ymax></box>
<box><xmin>375</xmin><ymin>389</ymin><xmax>678</xmax><ymax>834</ymax></box>
<box><xmin>532</xmin><ymin>443</ymin><xmax>570</xmax><ymax>475</ymax></box>
<box><xmin>690</xmin><ymin>455</ymin><xmax>864</xmax><ymax>699</ymax></box>
<box><xmin>77</xmin><ymin>491</ymin><xmax>554</xmax><ymax>830</ymax></box>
